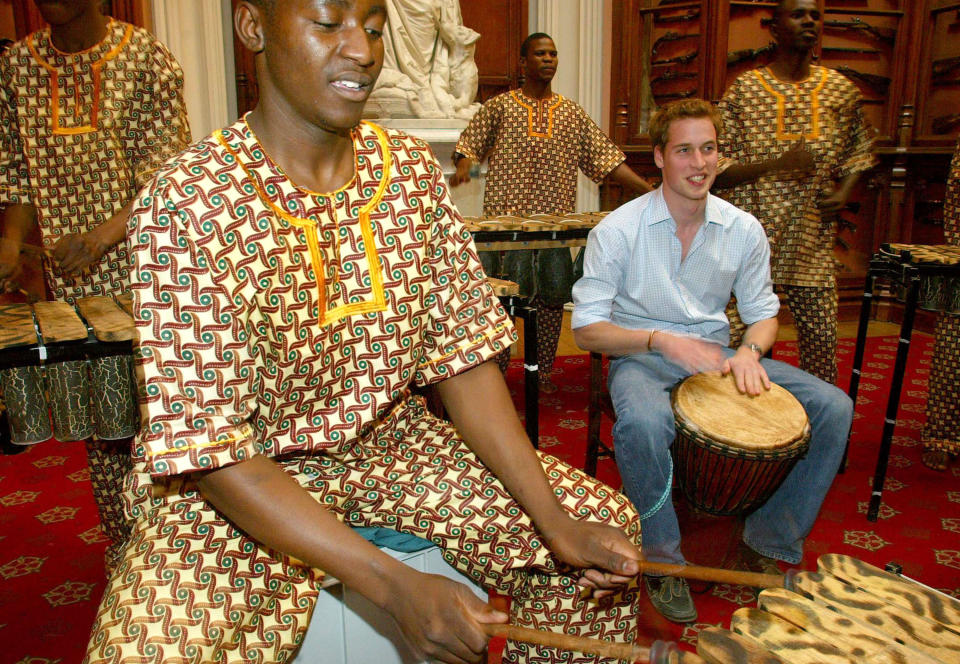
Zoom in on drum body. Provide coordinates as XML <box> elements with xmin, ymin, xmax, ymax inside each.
<box><xmin>670</xmin><ymin>373</ymin><xmax>811</xmax><ymax>516</ymax></box>
<box><xmin>919</xmin><ymin>274</ymin><xmax>946</xmax><ymax>312</ymax></box>
<box><xmin>46</xmin><ymin>360</ymin><xmax>95</xmax><ymax>441</ymax></box>
<box><xmin>90</xmin><ymin>354</ymin><xmax>139</xmax><ymax>440</ymax></box>
<box><xmin>0</xmin><ymin>365</ymin><xmax>51</xmax><ymax>444</ymax></box>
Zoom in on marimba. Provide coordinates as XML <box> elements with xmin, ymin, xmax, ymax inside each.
<box><xmin>697</xmin><ymin>554</ymin><xmax>960</xmax><ymax>664</ymax></box>
<box><xmin>464</xmin><ymin>211</ymin><xmax>609</xmax><ymax>252</ymax></box>
<box><xmin>466</xmin><ymin>213</ymin><xmax>609</xmax><ymax>448</ymax></box>
<box><xmin>845</xmin><ymin>243</ymin><xmax>960</xmax><ymax>520</ymax></box>
<box><xmin>0</xmin><ymin>294</ymin><xmax>138</xmax><ymax>445</ymax></box>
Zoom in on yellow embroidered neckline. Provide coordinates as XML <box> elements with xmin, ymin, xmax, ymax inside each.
<box><xmin>753</xmin><ymin>66</ymin><xmax>828</xmax><ymax>141</ymax></box>
<box><xmin>511</xmin><ymin>90</ymin><xmax>564</xmax><ymax>139</ymax></box>
<box><xmin>27</xmin><ymin>21</ymin><xmax>132</xmax><ymax>135</ymax></box>
<box><xmin>216</xmin><ymin>121</ymin><xmax>391</xmax><ymax>325</ymax></box>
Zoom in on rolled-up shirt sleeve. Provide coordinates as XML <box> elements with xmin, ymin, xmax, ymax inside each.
<box><xmin>731</xmin><ymin>214</ymin><xmax>780</xmax><ymax>325</ymax></box>
<box><xmin>571</xmin><ymin>222</ymin><xmax>627</xmax><ymax>329</ymax></box>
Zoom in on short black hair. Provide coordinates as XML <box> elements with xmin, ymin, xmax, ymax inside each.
<box><xmin>520</xmin><ymin>32</ymin><xmax>554</xmax><ymax>57</ymax></box>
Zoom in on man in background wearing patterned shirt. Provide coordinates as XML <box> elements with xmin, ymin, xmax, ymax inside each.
<box><xmin>0</xmin><ymin>0</ymin><xmax>191</xmax><ymax>570</ymax></box>
<box><xmin>85</xmin><ymin>2</ymin><xmax>647</xmax><ymax>662</ymax></box>
<box><xmin>451</xmin><ymin>32</ymin><xmax>651</xmax><ymax>392</ymax></box>
<box><xmin>714</xmin><ymin>0</ymin><xmax>876</xmax><ymax>385</ymax></box>
<box><xmin>573</xmin><ymin>99</ymin><xmax>851</xmax><ymax>623</ymax></box>
<box><xmin>921</xmin><ymin>139</ymin><xmax>960</xmax><ymax>471</ymax></box>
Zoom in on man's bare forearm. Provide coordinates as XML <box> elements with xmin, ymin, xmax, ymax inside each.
<box><xmin>572</xmin><ymin>321</ymin><xmax>652</xmax><ymax>357</ymax></box>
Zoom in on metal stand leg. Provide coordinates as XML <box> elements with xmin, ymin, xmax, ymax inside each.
<box><xmin>519</xmin><ymin>303</ymin><xmax>539</xmax><ymax>448</ymax></box>
<box><xmin>842</xmin><ymin>270</ymin><xmax>876</xmax><ymax>472</ymax></box>
<box><xmin>498</xmin><ymin>295</ymin><xmax>539</xmax><ymax>448</ymax></box>
<box><xmin>867</xmin><ymin>275</ymin><xmax>920</xmax><ymax>522</ymax></box>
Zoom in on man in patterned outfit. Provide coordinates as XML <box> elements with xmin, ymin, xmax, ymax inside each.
<box><xmin>922</xmin><ymin>138</ymin><xmax>960</xmax><ymax>471</ymax></box>
<box><xmin>85</xmin><ymin>2</ymin><xmax>645</xmax><ymax>662</ymax></box>
<box><xmin>451</xmin><ymin>33</ymin><xmax>651</xmax><ymax>392</ymax></box>
<box><xmin>0</xmin><ymin>0</ymin><xmax>191</xmax><ymax>570</ymax></box>
<box><xmin>573</xmin><ymin>99</ymin><xmax>851</xmax><ymax>623</ymax></box>
<box><xmin>714</xmin><ymin>0</ymin><xmax>876</xmax><ymax>384</ymax></box>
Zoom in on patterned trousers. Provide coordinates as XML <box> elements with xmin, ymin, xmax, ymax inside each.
<box><xmin>728</xmin><ymin>286</ymin><xmax>838</xmax><ymax>384</ymax></box>
<box><xmin>85</xmin><ymin>397</ymin><xmax>642</xmax><ymax>664</ymax></box>
<box><xmin>85</xmin><ymin>438</ymin><xmax>134</xmax><ymax>573</ymax></box>
<box><xmin>922</xmin><ymin>314</ymin><xmax>960</xmax><ymax>454</ymax></box>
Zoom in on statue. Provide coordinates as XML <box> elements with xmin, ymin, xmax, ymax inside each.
<box><xmin>364</xmin><ymin>0</ymin><xmax>481</xmax><ymax>119</ymax></box>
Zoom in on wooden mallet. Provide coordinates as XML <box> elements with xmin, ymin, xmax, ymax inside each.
<box><xmin>484</xmin><ymin>623</ymin><xmax>706</xmax><ymax>663</ymax></box>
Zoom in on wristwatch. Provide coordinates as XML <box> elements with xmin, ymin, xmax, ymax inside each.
<box><xmin>747</xmin><ymin>343</ymin><xmax>763</xmax><ymax>358</ymax></box>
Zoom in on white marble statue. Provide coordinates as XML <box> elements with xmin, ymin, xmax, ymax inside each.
<box><xmin>365</xmin><ymin>0</ymin><xmax>481</xmax><ymax>119</ymax></box>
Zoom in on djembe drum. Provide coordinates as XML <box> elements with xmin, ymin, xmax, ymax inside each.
<box><xmin>670</xmin><ymin>372</ymin><xmax>811</xmax><ymax>516</ymax></box>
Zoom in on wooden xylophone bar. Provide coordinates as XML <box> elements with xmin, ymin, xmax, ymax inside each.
<box><xmin>0</xmin><ymin>294</ymin><xmax>135</xmax><ymax>370</ymax></box>
<box><xmin>697</xmin><ymin>554</ymin><xmax>960</xmax><ymax>664</ymax></box>
<box><xmin>464</xmin><ymin>211</ymin><xmax>609</xmax><ymax>252</ymax></box>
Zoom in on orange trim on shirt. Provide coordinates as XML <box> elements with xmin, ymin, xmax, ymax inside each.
<box><xmin>754</xmin><ymin>67</ymin><xmax>828</xmax><ymax>142</ymax></box>
<box><xmin>511</xmin><ymin>90</ymin><xmax>564</xmax><ymax>139</ymax></box>
<box><xmin>216</xmin><ymin>121</ymin><xmax>391</xmax><ymax>326</ymax></box>
<box><xmin>27</xmin><ymin>22</ymin><xmax>132</xmax><ymax>135</ymax></box>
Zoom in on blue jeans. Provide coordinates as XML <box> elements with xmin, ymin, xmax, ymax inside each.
<box><xmin>609</xmin><ymin>348</ymin><xmax>851</xmax><ymax>566</ymax></box>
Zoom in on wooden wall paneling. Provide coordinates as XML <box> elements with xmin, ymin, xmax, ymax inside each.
<box><xmin>610</xmin><ymin>0</ymin><xmax>640</xmax><ymax>148</ymax></box>
<box><xmin>914</xmin><ymin>2</ymin><xmax>960</xmax><ymax>144</ymax></box>
<box><xmin>460</xmin><ymin>0</ymin><xmax>527</xmax><ymax>102</ymax></box>
<box><xmin>10</xmin><ymin>0</ymin><xmax>45</xmax><ymax>38</ymax></box>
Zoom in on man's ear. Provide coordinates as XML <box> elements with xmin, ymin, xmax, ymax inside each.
<box><xmin>653</xmin><ymin>145</ymin><xmax>664</xmax><ymax>169</ymax></box>
<box><xmin>235</xmin><ymin>1</ymin><xmax>266</xmax><ymax>54</ymax></box>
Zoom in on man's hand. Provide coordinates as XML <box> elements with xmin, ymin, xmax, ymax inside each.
<box><xmin>654</xmin><ymin>332</ymin><xmax>726</xmax><ymax>375</ymax></box>
<box><xmin>540</xmin><ymin>517</ymin><xmax>640</xmax><ymax>600</ymax></box>
<box><xmin>772</xmin><ymin>138</ymin><xmax>815</xmax><ymax>175</ymax></box>
<box><xmin>819</xmin><ymin>187</ymin><xmax>849</xmax><ymax>215</ymax></box>
<box><xmin>449</xmin><ymin>157</ymin><xmax>474</xmax><ymax>187</ymax></box>
<box><xmin>722</xmin><ymin>345</ymin><xmax>771</xmax><ymax>396</ymax></box>
<box><xmin>0</xmin><ymin>238</ymin><xmax>24</xmax><ymax>292</ymax></box>
<box><xmin>384</xmin><ymin>570</ymin><xmax>508</xmax><ymax>664</ymax></box>
<box><xmin>52</xmin><ymin>230</ymin><xmax>109</xmax><ymax>275</ymax></box>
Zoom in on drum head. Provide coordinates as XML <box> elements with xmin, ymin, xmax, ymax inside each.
<box><xmin>672</xmin><ymin>372</ymin><xmax>809</xmax><ymax>450</ymax></box>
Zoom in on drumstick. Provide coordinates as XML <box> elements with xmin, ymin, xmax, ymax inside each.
<box><xmin>0</xmin><ymin>237</ymin><xmax>52</xmax><ymax>258</ymax></box>
<box><xmin>483</xmin><ymin>624</ymin><xmax>706</xmax><ymax>663</ymax></box>
<box><xmin>638</xmin><ymin>559</ymin><xmax>787</xmax><ymax>590</ymax></box>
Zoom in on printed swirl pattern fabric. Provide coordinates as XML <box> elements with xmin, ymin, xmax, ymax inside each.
<box><xmin>0</xmin><ymin>19</ymin><xmax>191</xmax><ymax>303</ymax></box>
<box><xmin>84</xmin><ymin>120</ymin><xmax>643</xmax><ymax>662</ymax></box>
<box><xmin>922</xmin><ymin>139</ymin><xmax>960</xmax><ymax>454</ymax></box>
<box><xmin>718</xmin><ymin>65</ymin><xmax>876</xmax><ymax>289</ymax></box>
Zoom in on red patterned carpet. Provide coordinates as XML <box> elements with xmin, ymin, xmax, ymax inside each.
<box><xmin>1</xmin><ymin>334</ymin><xmax>957</xmax><ymax>663</ymax></box>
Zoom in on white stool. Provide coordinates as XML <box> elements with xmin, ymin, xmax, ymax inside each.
<box><xmin>293</xmin><ymin>545</ymin><xmax>487</xmax><ymax>663</ymax></box>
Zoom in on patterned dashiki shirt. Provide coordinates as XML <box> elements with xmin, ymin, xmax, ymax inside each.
<box><xmin>718</xmin><ymin>65</ymin><xmax>877</xmax><ymax>288</ymax></box>
<box><xmin>129</xmin><ymin>118</ymin><xmax>516</xmax><ymax>478</ymax></box>
<box><xmin>455</xmin><ymin>89</ymin><xmax>625</xmax><ymax>215</ymax></box>
<box><xmin>946</xmin><ymin>139</ymin><xmax>960</xmax><ymax>246</ymax></box>
<box><xmin>0</xmin><ymin>19</ymin><xmax>191</xmax><ymax>302</ymax></box>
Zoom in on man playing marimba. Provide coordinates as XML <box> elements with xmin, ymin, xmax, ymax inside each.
<box><xmin>450</xmin><ymin>32</ymin><xmax>652</xmax><ymax>393</ymax></box>
<box><xmin>0</xmin><ymin>0</ymin><xmax>191</xmax><ymax>570</ymax></box>
<box><xmin>85</xmin><ymin>2</ymin><xmax>648</xmax><ymax>662</ymax></box>
<box><xmin>572</xmin><ymin>99</ymin><xmax>852</xmax><ymax>623</ymax></box>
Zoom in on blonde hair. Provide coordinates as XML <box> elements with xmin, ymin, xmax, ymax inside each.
<box><xmin>648</xmin><ymin>99</ymin><xmax>723</xmax><ymax>151</ymax></box>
